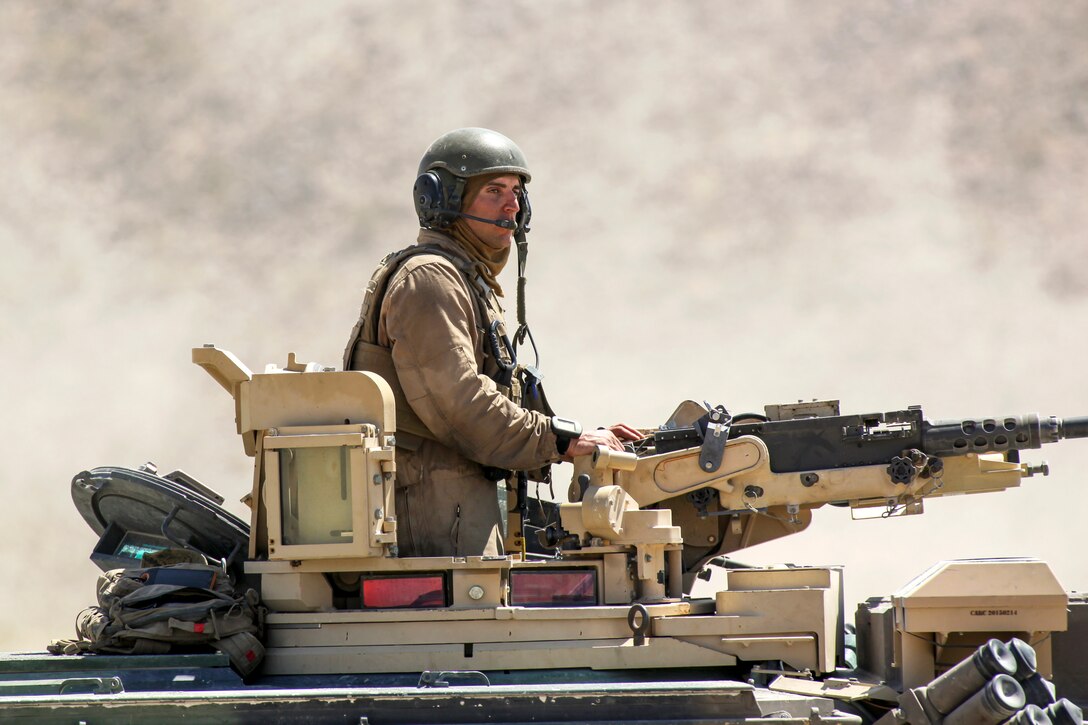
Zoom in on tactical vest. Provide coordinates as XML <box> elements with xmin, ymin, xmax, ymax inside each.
<box><xmin>342</xmin><ymin>243</ymin><xmax>521</xmax><ymax>450</ymax></box>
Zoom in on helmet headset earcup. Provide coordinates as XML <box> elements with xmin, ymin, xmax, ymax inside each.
<box><xmin>413</xmin><ymin>171</ymin><xmax>444</xmax><ymax>228</ymax></box>
<box><xmin>413</xmin><ymin>169</ymin><xmax>464</xmax><ymax>230</ymax></box>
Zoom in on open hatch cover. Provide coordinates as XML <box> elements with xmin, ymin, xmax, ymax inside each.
<box><xmin>72</xmin><ymin>466</ymin><xmax>249</xmax><ymax>576</ymax></box>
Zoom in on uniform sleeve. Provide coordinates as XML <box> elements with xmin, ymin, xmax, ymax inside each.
<box><xmin>382</xmin><ymin>260</ymin><xmax>561</xmax><ymax>470</ymax></box>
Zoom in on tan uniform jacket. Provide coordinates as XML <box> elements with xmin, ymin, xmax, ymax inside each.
<box><xmin>350</xmin><ymin>229</ymin><xmax>560</xmax><ymax>557</ymax></box>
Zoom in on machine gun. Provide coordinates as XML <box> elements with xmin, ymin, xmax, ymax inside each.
<box><xmin>549</xmin><ymin>399</ymin><xmax>1088</xmax><ymax>586</ymax></box>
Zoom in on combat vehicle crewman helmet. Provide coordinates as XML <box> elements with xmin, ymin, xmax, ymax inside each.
<box><xmin>413</xmin><ymin>127</ymin><xmax>532</xmax><ymax>231</ymax></box>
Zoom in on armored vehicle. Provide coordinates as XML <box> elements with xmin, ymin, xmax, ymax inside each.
<box><xmin>1</xmin><ymin>346</ymin><xmax>1085</xmax><ymax>724</ymax></box>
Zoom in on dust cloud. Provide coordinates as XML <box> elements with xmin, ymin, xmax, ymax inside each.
<box><xmin>1</xmin><ymin>1</ymin><xmax>1087</xmax><ymax>650</ymax></box>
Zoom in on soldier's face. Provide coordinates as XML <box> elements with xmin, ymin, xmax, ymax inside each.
<box><xmin>463</xmin><ymin>174</ymin><xmax>521</xmax><ymax>249</ymax></box>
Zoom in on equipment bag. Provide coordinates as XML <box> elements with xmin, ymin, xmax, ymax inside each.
<box><xmin>48</xmin><ymin>563</ymin><xmax>265</xmax><ymax>677</ymax></box>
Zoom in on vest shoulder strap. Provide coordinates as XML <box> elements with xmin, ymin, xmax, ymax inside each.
<box><xmin>342</xmin><ymin>244</ymin><xmax>489</xmax><ymax>371</ymax></box>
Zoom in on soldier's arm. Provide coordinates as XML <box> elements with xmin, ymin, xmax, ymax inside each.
<box><xmin>383</xmin><ymin>260</ymin><xmax>561</xmax><ymax>470</ymax></box>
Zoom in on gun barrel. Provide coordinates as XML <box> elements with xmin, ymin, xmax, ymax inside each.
<box><xmin>923</xmin><ymin>414</ymin><xmax>1087</xmax><ymax>456</ymax></box>
<box><xmin>1059</xmin><ymin>415</ymin><xmax>1088</xmax><ymax>440</ymax></box>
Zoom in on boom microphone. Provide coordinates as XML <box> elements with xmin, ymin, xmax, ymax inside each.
<box><xmin>458</xmin><ymin>212</ymin><xmax>517</xmax><ymax>229</ymax></box>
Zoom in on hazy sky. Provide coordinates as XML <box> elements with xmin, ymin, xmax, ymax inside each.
<box><xmin>2</xmin><ymin>1</ymin><xmax>1086</xmax><ymax>651</ymax></box>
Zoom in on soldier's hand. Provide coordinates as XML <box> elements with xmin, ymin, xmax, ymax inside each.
<box><xmin>604</xmin><ymin>423</ymin><xmax>642</xmax><ymax>442</ymax></box>
<box><xmin>561</xmin><ymin>423</ymin><xmax>641</xmax><ymax>461</ymax></box>
<box><xmin>562</xmin><ymin>428</ymin><xmax>626</xmax><ymax>461</ymax></box>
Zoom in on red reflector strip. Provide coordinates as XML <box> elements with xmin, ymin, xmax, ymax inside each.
<box><xmin>510</xmin><ymin>570</ymin><xmax>597</xmax><ymax>607</ymax></box>
<box><xmin>245</xmin><ymin>650</ymin><xmax>256</xmax><ymax>662</ymax></box>
<box><xmin>193</xmin><ymin>623</ymin><xmax>205</xmax><ymax>633</ymax></box>
<box><xmin>361</xmin><ymin>575</ymin><xmax>446</xmax><ymax>608</ymax></box>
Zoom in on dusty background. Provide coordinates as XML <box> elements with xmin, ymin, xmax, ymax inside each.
<box><xmin>1</xmin><ymin>1</ymin><xmax>1086</xmax><ymax>650</ymax></box>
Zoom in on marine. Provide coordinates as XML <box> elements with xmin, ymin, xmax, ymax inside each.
<box><xmin>344</xmin><ymin>128</ymin><xmax>638</xmax><ymax>558</ymax></box>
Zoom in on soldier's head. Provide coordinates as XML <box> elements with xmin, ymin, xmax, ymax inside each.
<box><xmin>413</xmin><ymin>128</ymin><xmax>532</xmax><ymax>247</ymax></box>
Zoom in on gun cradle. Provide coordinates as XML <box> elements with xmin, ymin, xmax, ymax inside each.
<box><xmin>611</xmin><ymin>436</ymin><xmax>1029</xmax><ymax>512</ymax></box>
<box><xmin>557</xmin><ymin>414</ymin><xmax>1045</xmax><ymax>576</ymax></box>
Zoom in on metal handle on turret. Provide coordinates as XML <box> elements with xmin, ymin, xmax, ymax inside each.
<box><xmin>593</xmin><ymin>446</ymin><xmax>639</xmax><ymax>471</ymax></box>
